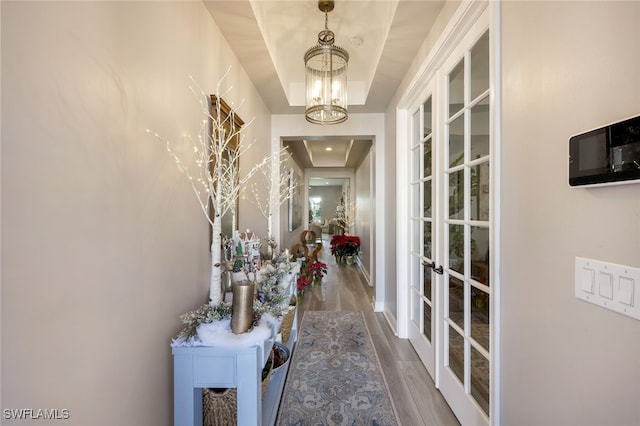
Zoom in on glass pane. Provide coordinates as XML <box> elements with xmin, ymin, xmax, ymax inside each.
<box><xmin>423</xmin><ymin>97</ymin><xmax>433</xmax><ymax>137</ymax></box>
<box><xmin>449</xmin><ymin>224</ymin><xmax>464</xmax><ymax>273</ymax></box>
<box><xmin>470</xmin><ymin>161</ymin><xmax>490</xmax><ymax>222</ymax></box>
<box><xmin>470</xmin><ymin>96</ymin><xmax>490</xmax><ymax>160</ymax></box>
<box><xmin>470</xmin><ymin>31</ymin><xmax>490</xmax><ymax>101</ymax></box>
<box><xmin>412</xmin><ymin>145</ymin><xmax>420</xmax><ymax>181</ymax></box>
<box><xmin>412</xmin><ymin>290</ymin><xmax>420</xmax><ymax>325</ymax></box>
<box><xmin>423</xmin><ymin>259</ymin><xmax>432</xmax><ymax>300</ymax></box>
<box><xmin>423</xmin><ymin>301</ymin><xmax>432</xmax><ymax>342</ymax></box>
<box><xmin>448</xmin><ymin>325</ymin><xmax>464</xmax><ymax>384</ymax></box>
<box><xmin>411</xmin><ymin>254</ymin><xmax>420</xmax><ymax>290</ymax></box>
<box><xmin>448</xmin><ymin>276</ymin><xmax>464</xmax><ymax>329</ymax></box>
<box><xmin>471</xmin><ymin>346</ymin><xmax>490</xmax><ymax>416</ymax></box>
<box><xmin>412</xmin><ymin>109</ymin><xmax>421</xmax><ymax>143</ymax></box>
<box><xmin>423</xmin><ymin>180</ymin><xmax>432</xmax><ymax>218</ymax></box>
<box><xmin>470</xmin><ymin>226</ymin><xmax>490</xmax><ymax>285</ymax></box>
<box><xmin>448</xmin><ymin>170</ymin><xmax>464</xmax><ymax>219</ymax></box>
<box><xmin>448</xmin><ymin>60</ymin><xmax>464</xmax><ymax>117</ymax></box>
<box><xmin>423</xmin><ymin>220</ymin><xmax>432</xmax><ymax>260</ymax></box>
<box><xmin>423</xmin><ymin>138</ymin><xmax>433</xmax><ymax>177</ymax></box>
<box><xmin>412</xmin><ymin>184</ymin><xmax>420</xmax><ymax>217</ymax></box>
<box><xmin>449</xmin><ymin>115</ymin><xmax>464</xmax><ymax>167</ymax></box>
<box><xmin>411</xmin><ymin>219</ymin><xmax>420</xmax><ymax>255</ymax></box>
<box><xmin>471</xmin><ymin>286</ymin><xmax>490</xmax><ymax>351</ymax></box>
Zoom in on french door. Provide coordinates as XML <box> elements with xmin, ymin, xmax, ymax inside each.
<box><xmin>408</xmin><ymin>14</ymin><xmax>492</xmax><ymax>426</ymax></box>
<box><xmin>408</xmin><ymin>88</ymin><xmax>436</xmax><ymax>378</ymax></box>
<box><xmin>438</xmin><ymin>25</ymin><xmax>491</xmax><ymax>425</ymax></box>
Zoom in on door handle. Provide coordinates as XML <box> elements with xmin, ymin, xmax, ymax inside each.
<box><xmin>422</xmin><ymin>261</ymin><xmax>444</xmax><ymax>275</ymax></box>
<box><xmin>423</xmin><ymin>260</ymin><xmax>435</xmax><ymax>269</ymax></box>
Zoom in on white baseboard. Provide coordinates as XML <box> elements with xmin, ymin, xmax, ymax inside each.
<box><xmin>383</xmin><ymin>309</ymin><xmax>398</xmax><ymax>336</ymax></box>
<box><xmin>372</xmin><ymin>298</ymin><xmax>385</xmax><ymax>313</ymax></box>
<box><xmin>356</xmin><ymin>258</ymin><xmax>372</xmax><ymax>287</ymax></box>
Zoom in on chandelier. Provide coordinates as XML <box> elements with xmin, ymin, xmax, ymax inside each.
<box><xmin>304</xmin><ymin>0</ymin><xmax>349</xmax><ymax>125</ymax></box>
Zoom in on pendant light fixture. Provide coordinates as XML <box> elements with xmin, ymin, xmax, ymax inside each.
<box><xmin>304</xmin><ymin>0</ymin><xmax>349</xmax><ymax>125</ymax></box>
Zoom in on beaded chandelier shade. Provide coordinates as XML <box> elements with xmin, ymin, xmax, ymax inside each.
<box><xmin>304</xmin><ymin>0</ymin><xmax>349</xmax><ymax>125</ymax></box>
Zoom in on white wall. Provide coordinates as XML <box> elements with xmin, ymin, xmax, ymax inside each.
<box><xmin>355</xmin><ymin>150</ymin><xmax>373</xmax><ymax>283</ymax></box>
<box><xmin>383</xmin><ymin>106</ymin><xmax>399</xmax><ymax>321</ymax></box>
<box><xmin>1</xmin><ymin>2</ymin><xmax>270</xmax><ymax>424</ymax></box>
<box><xmin>501</xmin><ymin>1</ymin><xmax>640</xmax><ymax>424</ymax></box>
<box><xmin>237</xmin><ymin>100</ymin><xmax>272</xmax><ymax>239</ymax></box>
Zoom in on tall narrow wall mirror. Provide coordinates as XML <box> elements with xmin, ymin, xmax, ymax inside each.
<box><xmin>209</xmin><ymin>95</ymin><xmax>244</xmax><ymax>245</ymax></box>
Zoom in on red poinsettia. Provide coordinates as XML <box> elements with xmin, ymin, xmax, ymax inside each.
<box><xmin>296</xmin><ymin>276</ymin><xmax>312</xmax><ymax>293</ymax></box>
<box><xmin>308</xmin><ymin>261</ymin><xmax>328</xmax><ymax>280</ymax></box>
<box><xmin>330</xmin><ymin>235</ymin><xmax>361</xmax><ymax>257</ymax></box>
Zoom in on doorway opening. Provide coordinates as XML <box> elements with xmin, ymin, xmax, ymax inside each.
<box><xmin>280</xmin><ymin>137</ymin><xmax>375</xmax><ymax>290</ymax></box>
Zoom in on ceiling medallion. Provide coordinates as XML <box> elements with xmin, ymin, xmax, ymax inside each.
<box><xmin>304</xmin><ymin>0</ymin><xmax>349</xmax><ymax>125</ymax></box>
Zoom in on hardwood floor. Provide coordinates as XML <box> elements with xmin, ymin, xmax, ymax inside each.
<box><xmin>295</xmin><ymin>241</ymin><xmax>460</xmax><ymax>426</ymax></box>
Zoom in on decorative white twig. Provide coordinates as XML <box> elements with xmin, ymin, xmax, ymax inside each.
<box><xmin>337</xmin><ymin>187</ymin><xmax>356</xmax><ymax>233</ymax></box>
<box><xmin>147</xmin><ymin>69</ymin><xmax>280</xmax><ymax>305</ymax></box>
<box><xmin>244</xmin><ymin>148</ymin><xmax>299</xmax><ymax>239</ymax></box>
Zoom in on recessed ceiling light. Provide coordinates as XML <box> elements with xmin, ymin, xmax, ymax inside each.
<box><xmin>325</xmin><ymin>147</ymin><xmax>333</xmax><ymax>151</ymax></box>
<box><xmin>349</xmin><ymin>36</ymin><xmax>363</xmax><ymax>48</ymax></box>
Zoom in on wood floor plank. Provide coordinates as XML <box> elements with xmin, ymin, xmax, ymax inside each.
<box><xmin>376</xmin><ymin>313</ymin><xmax>422</xmax><ymax>362</ymax></box>
<box><xmin>369</xmin><ymin>316</ymin><xmax>426</xmax><ymax>425</ymax></box>
<box><xmin>295</xmin><ymin>241</ymin><xmax>460</xmax><ymax>426</ymax></box>
<box><xmin>400</xmin><ymin>360</ymin><xmax>459</xmax><ymax>425</ymax></box>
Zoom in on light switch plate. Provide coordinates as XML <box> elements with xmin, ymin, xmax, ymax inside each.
<box><xmin>575</xmin><ymin>257</ymin><xmax>640</xmax><ymax>321</ymax></box>
<box><xmin>581</xmin><ymin>268</ymin><xmax>595</xmax><ymax>293</ymax></box>
<box><xmin>618</xmin><ymin>277</ymin><xmax>634</xmax><ymax>306</ymax></box>
<box><xmin>598</xmin><ymin>272</ymin><xmax>613</xmax><ymax>299</ymax></box>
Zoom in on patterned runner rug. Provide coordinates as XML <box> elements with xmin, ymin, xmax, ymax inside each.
<box><xmin>276</xmin><ymin>311</ymin><xmax>399</xmax><ymax>425</ymax></box>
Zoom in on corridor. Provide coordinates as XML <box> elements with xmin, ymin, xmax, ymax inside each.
<box><xmin>295</xmin><ymin>241</ymin><xmax>460</xmax><ymax>426</ymax></box>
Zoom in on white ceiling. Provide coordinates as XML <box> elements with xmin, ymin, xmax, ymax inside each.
<box><xmin>203</xmin><ymin>0</ymin><xmax>447</xmax><ymax>166</ymax></box>
<box><xmin>283</xmin><ymin>137</ymin><xmax>372</xmax><ymax>168</ymax></box>
<box><xmin>309</xmin><ymin>177</ymin><xmax>348</xmax><ymax>187</ymax></box>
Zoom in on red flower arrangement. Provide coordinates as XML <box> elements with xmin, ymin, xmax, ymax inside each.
<box><xmin>296</xmin><ymin>260</ymin><xmax>328</xmax><ymax>294</ymax></box>
<box><xmin>330</xmin><ymin>235</ymin><xmax>361</xmax><ymax>257</ymax></box>
<box><xmin>296</xmin><ymin>275</ymin><xmax>312</xmax><ymax>293</ymax></box>
<box><xmin>308</xmin><ymin>261</ymin><xmax>328</xmax><ymax>280</ymax></box>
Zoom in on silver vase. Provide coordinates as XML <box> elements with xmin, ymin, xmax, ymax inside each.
<box><xmin>221</xmin><ymin>269</ymin><xmax>233</xmax><ymax>294</ymax></box>
<box><xmin>264</xmin><ymin>238</ymin><xmax>277</xmax><ymax>260</ymax></box>
<box><xmin>231</xmin><ymin>281</ymin><xmax>255</xmax><ymax>334</ymax></box>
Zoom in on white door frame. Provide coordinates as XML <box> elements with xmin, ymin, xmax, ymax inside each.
<box><xmin>396</xmin><ymin>0</ymin><xmax>501</xmax><ymax>424</ymax></box>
